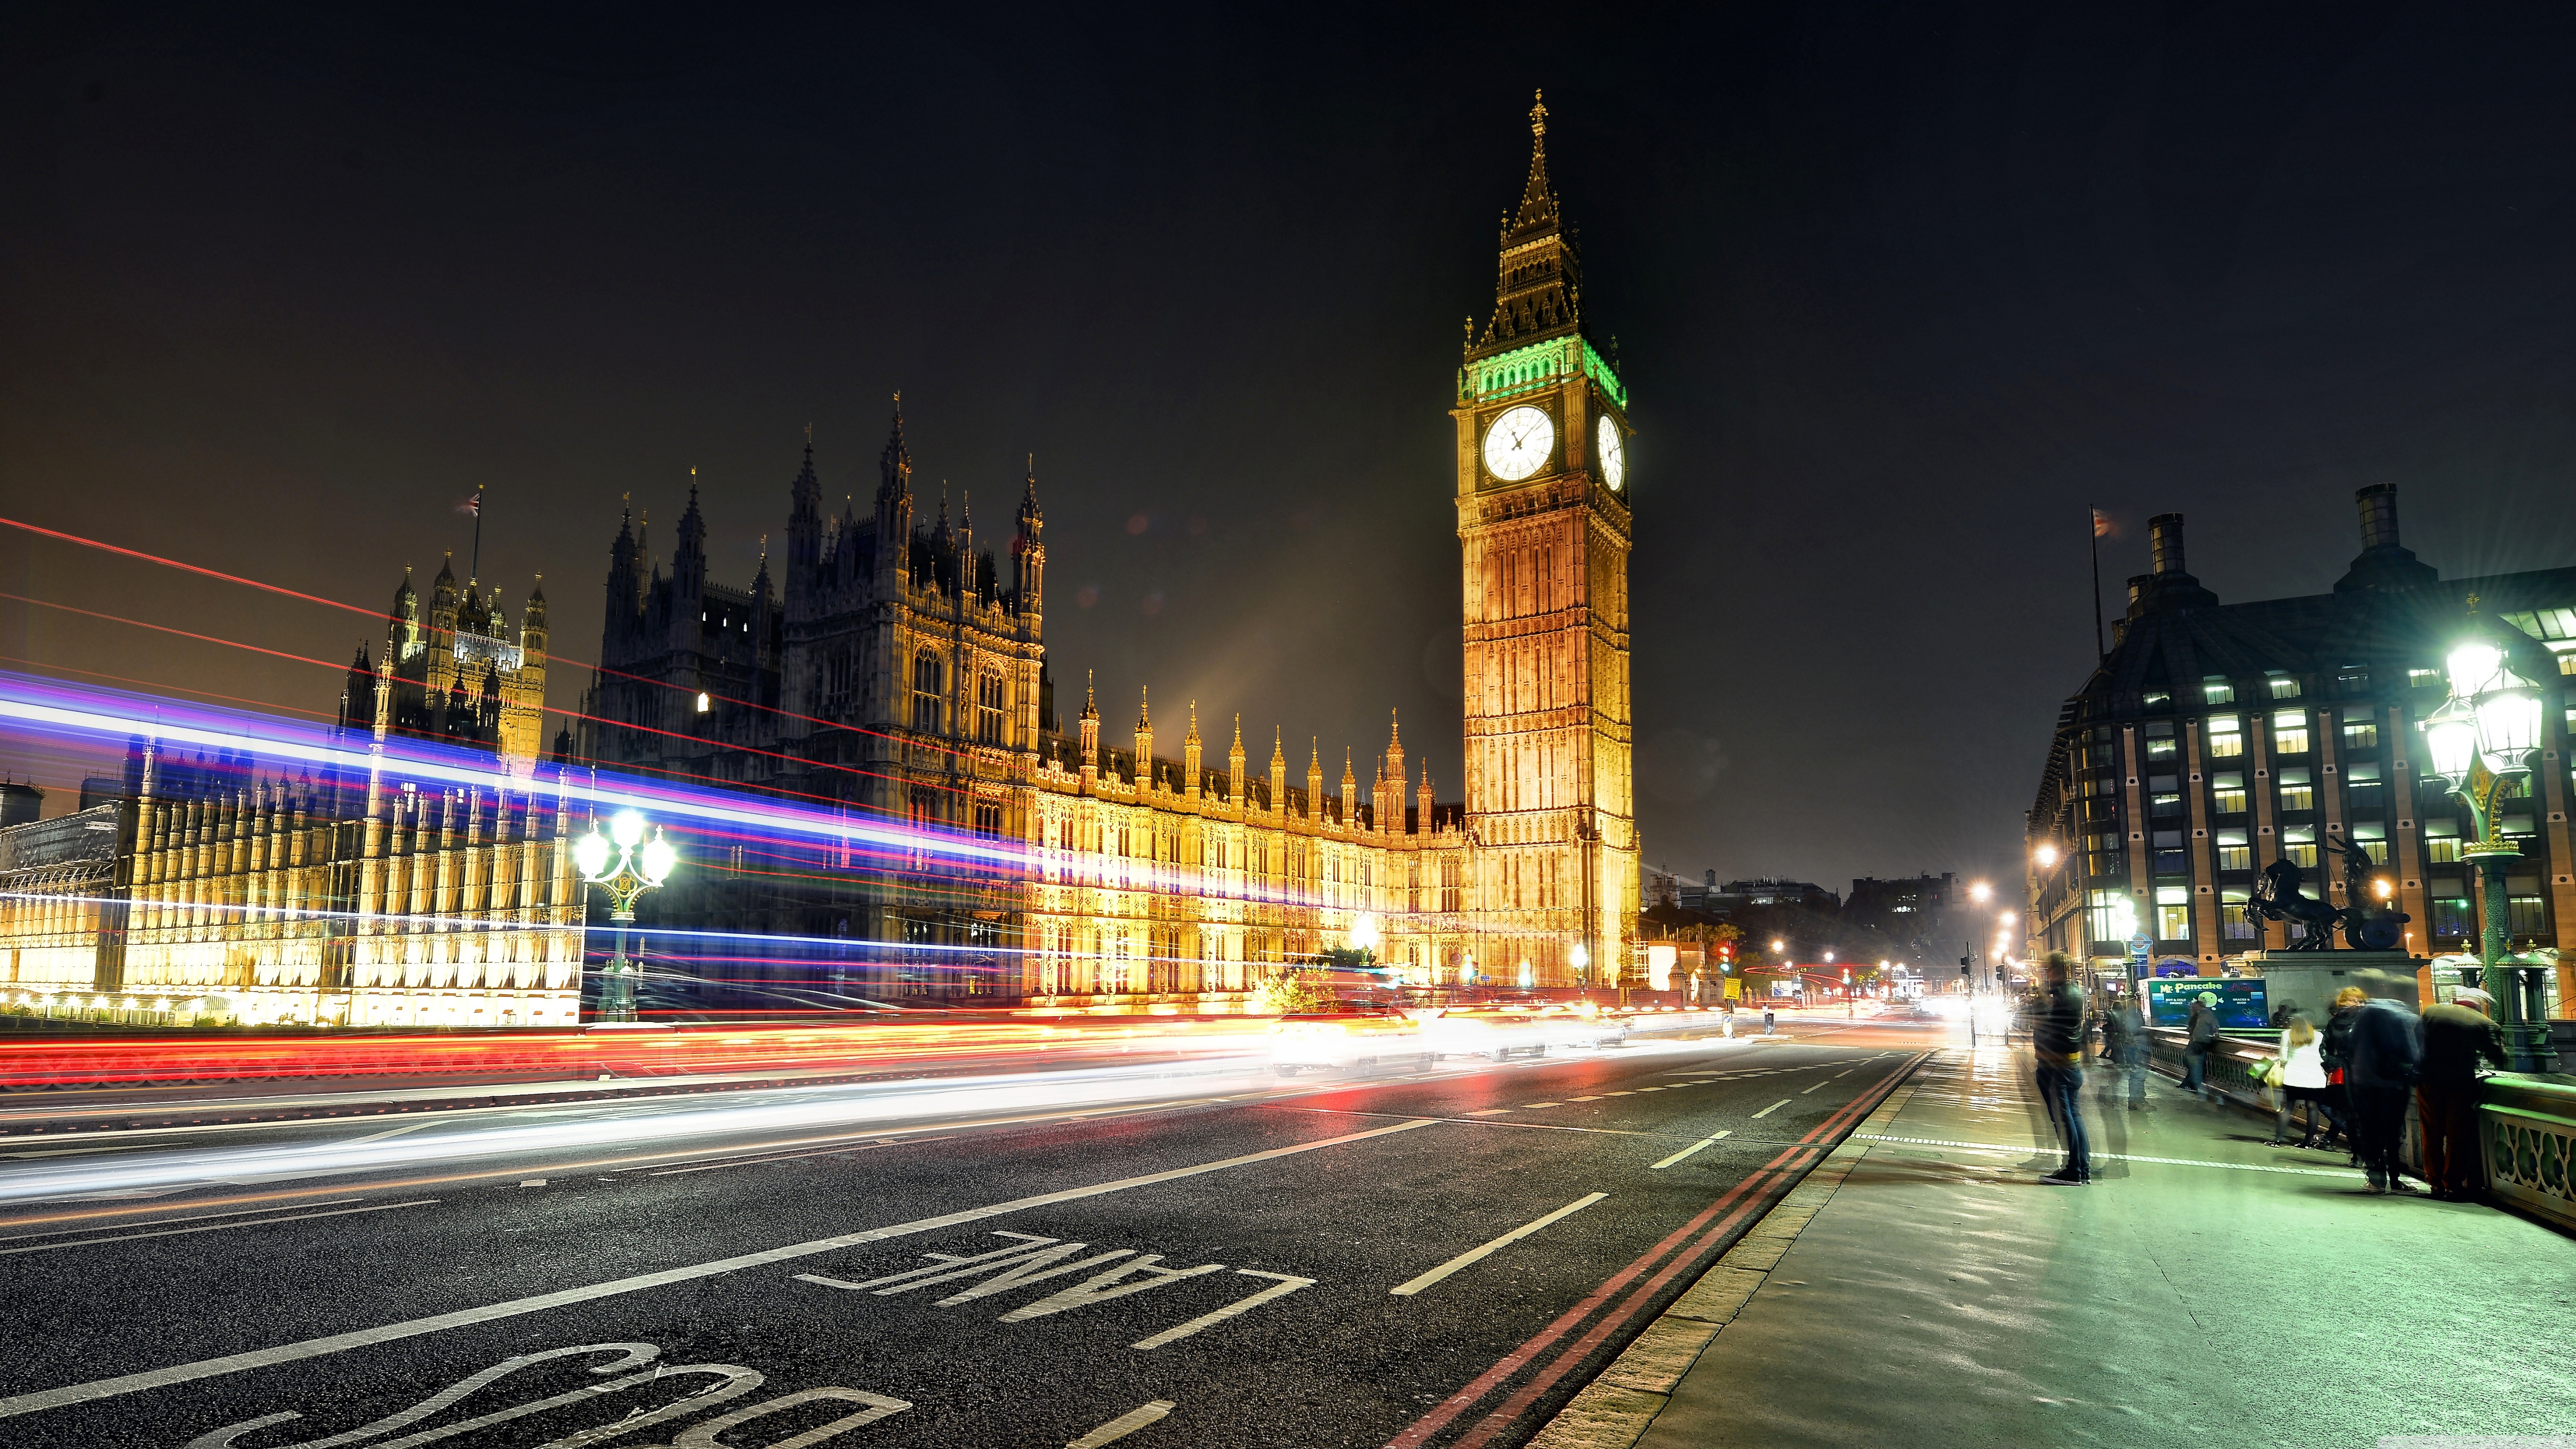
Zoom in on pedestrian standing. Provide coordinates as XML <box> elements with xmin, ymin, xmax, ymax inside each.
<box><xmin>2344</xmin><ymin>994</ymin><xmax>2424</xmax><ymax>1195</ymax></box>
<box><xmin>2268</xmin><ymin>1014</ymin><xmax>2330</xmax><ymax>1146</ymax></box>
<box><xmin>2102</xmin><ymin>994</ymin><xmax>2148</xmax><ymax>1110</ymax></box>
<box><xmin>2184</xmin><ymin>992</ymin><xmax>2221</xmax><ymax>1101</ymax></box>
<box><xmin>2033</xmin><ymin>952</ymin><xmax>2092</xmax><ymax>1185</ymax></box>
<box><xmin>2320</xmin><ymin>986</ymin><xmax>2368</xmax><ymax>1160</ymax></box>
<box><xmin>2417</xmin><ymin>987</ymin><xmax>2508</xmax><ymax>1202</ymax></box>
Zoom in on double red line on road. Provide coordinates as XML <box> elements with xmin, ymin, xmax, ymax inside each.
<box><xmin>1388</xmin><ymin>1054</ymin><xmax>1926</xmax><ymax>1449</ymax></box>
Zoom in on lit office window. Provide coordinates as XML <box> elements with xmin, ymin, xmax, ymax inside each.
<box><xmin>2340</xmin><ymin>705</ymin><xmax>2379</xmax><ymax>751</ymax></box>
<box><xmin>2206</xmin><ymin>717</ymin><xmax>2244</xmax><ymax>758</ymax></box>
<box><xmin>2272</xmin><ymin>709</ymin><xmax>2310</xmax><ymax>754</ymax></box>
<box><xmin>2215</xmin><ymin>829</ymin><xmax>2251</xmax><ymax>873</ymax></box>
<box><xmin>2211</xmin><ymin>772</ymin><xmax>2247</xmax><ymax>815</ymax></box>
<box><xmin>2266</xmin><ymin>670</ymin><xmax>2302</xmax><ymax>699</ymax></box>
<box><xmin>2202</xmin><ymin>676</ymin><xmax>2235</xmax><ymax>705</ymax></box>
<box><xmin>2276</xmin><ymin>768</ymin><xmax>2314</xmax><ymax>812</ymax></box>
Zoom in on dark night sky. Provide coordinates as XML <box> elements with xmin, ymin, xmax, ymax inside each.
<box><xmin>6</xmin><ymin>5</ymin><xmax>2576</xmax><ymax>893</ymax></box>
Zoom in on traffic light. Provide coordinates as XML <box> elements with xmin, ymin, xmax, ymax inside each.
<box><xmin>1959</xmin><ymin>956</ymin><xmax>1971</xmax><ymax>975</ymax></box>
<box><xmin>1995</xmin><ymin>968</ymin><xmax>2006</xmax><ymax>985</ymax></box>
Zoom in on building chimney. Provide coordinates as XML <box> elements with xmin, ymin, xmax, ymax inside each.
<box><xmin>2355</xmin><ymin>484</ymin><xmax>2400</xmax><ymax>552</ymax></box>
<box><xmin>2127</xmin><ymin>575</ymin><xmax>2148</xmax><ymax>608</ymax></box>
<box><xmin>2149</xmin><ymin>514</ymin><xmax>2186</xmax><ymax>576</ymax></box>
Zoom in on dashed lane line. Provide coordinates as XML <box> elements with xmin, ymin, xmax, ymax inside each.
<box><xmin>1750</xmin><ymin>1100</ymin><xmax>1793</xmax><ymax>1118</ymax></box>
<box><xmin>1390</xmin><ymin>1193</ymin><xmax>1609</xmax><ymax>1297</ymax></box>
<box><xmin>1067</xmin><ymin>1399</ymin><xmax>1177</xmax><ymax>1447</ymax></box>
<box><xmin>1648</xmin><ymin>1133</ymin><xmax>1732</xmax><ymax>1170</ymax></box>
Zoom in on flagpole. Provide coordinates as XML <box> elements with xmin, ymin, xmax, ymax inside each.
<box><xmin>2081</xmin><ymin>505</ymin><xmax>2102</xmax><ymax>657</ymax></box>
<box><xmin>470</xmin><ymin>484</ymin><xmax>485</xmax><ymax>584</ymax></box>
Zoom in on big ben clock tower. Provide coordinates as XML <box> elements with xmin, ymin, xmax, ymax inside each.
<box><xmin>1455</xmin><ymin>93</ymin><xmax>1637</xmax><ymax>989</ymax></box>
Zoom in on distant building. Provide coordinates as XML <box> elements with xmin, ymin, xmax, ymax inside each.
<box><xmin>1708</xmin><ymin>878</ymin><xmax>1841</xmax><ymax>915</ymax></box>
<box><xmin>0</xmin><ymin>780</ymin><xmax>38</xmax><ymax>830</ymax></box>
<box><xmin>2025</xmin><ymin>488</ymin><xmax>2573</xmax><ymax>1016</ymax></box>
<box><xmin>1843</xmin><ymin>873</ymin><xmax>1962</xmax><ymax>957</ymax></box>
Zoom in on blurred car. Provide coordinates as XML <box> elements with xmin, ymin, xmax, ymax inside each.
<box><xmin>1417</xmin><ymin>1009</ymin><xmax>1556</xmax><ymax>1060</ymax></box>
<box><xmin>1534</xmin><ymin>1004</ymin><xmax>1630</xmax><ymax>1049</ymax></box>
<box><xmin>1269</xmin><ymin>1011</ymin><xmax>1425</xmax><ymax>1074</ymax></box>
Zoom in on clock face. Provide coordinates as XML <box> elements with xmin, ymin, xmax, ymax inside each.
<box><xmin>1481</xmin><ymin>405</ymin><xmax>1555</xmax><ymax>482</ymax></box>
<box><xmin>1597</xmin><ymin>423</ymin><xmax>1626</xmax><ymax>491</ymax></box>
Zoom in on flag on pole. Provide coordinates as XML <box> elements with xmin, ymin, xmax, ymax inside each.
<box><xmin>2091</xmin><ymin>508</ymin><xmax>2112</xmax><ymax>538</ymax></box>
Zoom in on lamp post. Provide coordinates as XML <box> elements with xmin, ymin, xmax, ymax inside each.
<box><xmin>1570</xmin><ymin>942</ymin><xmax>1591</xmax><ymax>996</ymax></box>
<box><xmin>2418</xmin><ymin>608</ymin><xmax>2552</xmax><ymax>1071</ymax></box>
<box><xmin>575</xmin><ymin>808</ymin><xmax>677</xmax><ymax>1025</ymax></box>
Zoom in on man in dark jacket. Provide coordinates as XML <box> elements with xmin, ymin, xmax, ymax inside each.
<box><xmin>2184</xmin><ymin>994</ymin><xmax>2221</xmax><ymax>1101</ymax></box>
<box><xmin>2419</xmin><ymin>987</ymin><xmax>2509</xmax><ymax>1201</ymax></box>
<box><xmin>2345</xmin><ymin>995</ymin><xmax>2424</xmax><ymax>1194</ymax></box>
<box><xmin>2033</xmin><ymin>953</ymin><xmax>2091</xmax><ymax>1185</ymax></box>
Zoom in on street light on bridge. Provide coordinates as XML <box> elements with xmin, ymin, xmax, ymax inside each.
<box><xmin>2419</xmin><ymin>607</ymin><xmax>2551</xmax><ymax>1071</ymax></box>
<box><xmin>575</xmin><ymin>808</ymin><xmax>677</xmax><ymax>1025</ymax></box>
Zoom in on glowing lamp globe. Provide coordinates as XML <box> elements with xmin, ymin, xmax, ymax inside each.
<box><xmin>2421</xmin><ymin>703</ymin><xmax>2480</xmax><ymax>783</ymax></box>
<box><xmin>610</xmin><ymin>810</ymin><xmax>647</xmax><ymax>849</ymax></box>
<box><xmin>1569</xmin><ymin>943</ymin><xmax>1590</xmax><ymax>971</ymax></box>
<box><xmin>2475</xmin><ymin>683</ymin><xmax>2544</xmax><ymax>762</ymax></box>
<box><xmin>573</xmin><ymin>828</ymin><xmax>612</xmax><ymax>880</ymax></box>
<box><xmin>2445</xmin><ymin>639</ymin><xmax>2506</xmax><ymax>699</ymax></box>
<box><xmin>639</xmin><ymin>830</ymin><xmax>677</xmax><ymax>886</ymax></box>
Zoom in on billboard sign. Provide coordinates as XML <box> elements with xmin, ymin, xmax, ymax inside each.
<box><xmin>2145</xmin><ymin>976</ymin><xmax>2269</xmax><ymax>1029</ymax></box>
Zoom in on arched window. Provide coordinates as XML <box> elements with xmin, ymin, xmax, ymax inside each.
<box><xmin>911</xmin><ymin>652</ymin><xmax>943</xmax><ymax>734</ymax></box>
<box><xmin>977</xmin><ymin>670</ymin><xmax>1005</xmax><ymax>745</ymax></box>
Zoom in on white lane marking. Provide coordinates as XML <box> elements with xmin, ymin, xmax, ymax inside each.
<box><xmin>1750</xmin><ymin>1100</ymin><xmax>1792</xmax><ymax>1118</ymax></box>
<box><xmin>1465</xmin><ymin>1109</ymin><xmax>1512</xmax><ymax>1117</ymax></box>
<box><xmin>1068</xmin><ymin>1399</ymin><xmax>1177</xmax><ymax>1447</ymax></box>
<box><xmin>518</xmin><ymin>1180</ymin><xmax>547</xmax><ymax>1188</ymax></box>
<box><xmin>339</xmin><ymin>1119</ymin><xmax>446</xmax><ymax>1146</ymax></box>
<box><xmin>1522</xmin><ymin>1102</ymin><xmax>1561</xmax><ymax>1109</ymax></box>
<box><xmin>1389</xmin><ymin>1192</ymin><xmax>1608</xmax><ymax>1298</ymax></box>
<box><xmin>0</xmin><ymin>1198</ymin><xmax>365</xmax><ymax>1243</ymax></box>
<box><xmin>1132</xmin><ymin>1270</ymin><xmax>1314</xmax><ymax>1350</ymax></box>
<box><xmin>646</xmin><ymin>1142</ymin><xmax>893</xmax><ymax>1176</ymax></box>
<box><xmin>1800</xmin><ymin>1079</ymin><xmax>1832</xmax><ymax>1094</ymax></box>
<box><xmin>1569</xmin><ymin>1096</ymin><xmax>1603</xmax><ymax>1102</ymax></box>
<box><xmin>0</xmin><ymin>1199</ymin><xmax>436</xmax><ymax>1256</ymax></box>
<box><xmin>998</xmin><ymin>1256</ymin><xmax>1224</xmax><ymax>1323</ymax></box>
<box><xmin>0</xmin><ymin>1116</ymin><xmax>1438</xmax><ymax>1420</ymax></box>
<box><xmin>1649</xmin><ymin>1132</ymin><xmax>1732</xmax><ymax>1170</ymax></box>
<box><xmin>1602</xmin><ymin>1091</ymin><xmax>1636</xmax><ymax>1097</ymax></box>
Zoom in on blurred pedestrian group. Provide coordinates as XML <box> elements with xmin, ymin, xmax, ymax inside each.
<box><xmin>2030</xmin><ymin>969</ymin><xmax>2508</xmax><ymax>1202</ymax></box>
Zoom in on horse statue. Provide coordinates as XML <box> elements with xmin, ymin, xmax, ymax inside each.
<box><xmin>2249</xmin><ymin>855</ymin><xmax>2341</xmax><ymax>950</ymax></box>
<box><xmin>2247</xmin><ymin>839</ymin><xmax>2409</xmax><ymax>950</ymax></box>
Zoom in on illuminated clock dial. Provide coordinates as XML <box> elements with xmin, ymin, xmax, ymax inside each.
<box><xmin>1597</xmin><ymin>422</ymin><xmax>1626</xmax><ymax>491</ymax></box>
<box><xmin>1482</xmin><ymin>405</ymin><xmax>1555</xmax><ymax>481</ymax></box>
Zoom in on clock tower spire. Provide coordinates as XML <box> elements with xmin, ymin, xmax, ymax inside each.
<box><xmin>1453</xmin><ymin>93</ymin><xmax>1637</xmax><ymax>991</ymax></box>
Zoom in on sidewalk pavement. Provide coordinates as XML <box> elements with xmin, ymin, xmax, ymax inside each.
<box><xmin>1539</xmin><ymin>1039</ymin><xmax>2576</xmax><ymax>1449</ymax></box>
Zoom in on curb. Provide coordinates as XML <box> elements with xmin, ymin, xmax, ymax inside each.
<box><xmin>1522</xmin><ymin>1068</ymin><xmax>1929</xmax><ymax>1449</ymax></box>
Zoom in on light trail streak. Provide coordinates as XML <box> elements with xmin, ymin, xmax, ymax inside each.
<box><xmin>0</xmin><ymin>1055</ymin><xmax>1274</xmax><ymax>1205</ymax></box>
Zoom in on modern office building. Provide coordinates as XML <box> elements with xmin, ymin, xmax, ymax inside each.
<box><xmin>2025</xmin><ymin>488</ymin><xmax>2573</xmax><ymax>1016</ymax></box>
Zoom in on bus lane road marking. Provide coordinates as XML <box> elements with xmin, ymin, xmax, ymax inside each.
<box><xmin>0</xmin><ymin>1116</ymin><xmax>1436</xmax><ymax>1422</ymax></box>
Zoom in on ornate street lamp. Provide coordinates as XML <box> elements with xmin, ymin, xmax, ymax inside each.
<box><xmin>575</xmin><ymin>808</ymin><xmax>677</xmax><ymax>1024</ymax></box>
<box><xmin>2417</xmin><ymin>607</ymin><xmax>2551</xmax><ymax>1071</ymax></box>
<box><xmin>1569</xmin><ymin>942</ymin><xmax>1591</xmax><ymax>993</ymax></box>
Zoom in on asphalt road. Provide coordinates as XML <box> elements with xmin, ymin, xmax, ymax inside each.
<box><xmin>0</xmin><ymin>1018</ymin><xmax>1933</xmax><ymax>1449</ymax></box>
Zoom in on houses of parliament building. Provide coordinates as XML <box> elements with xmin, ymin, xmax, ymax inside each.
<box><xmin>580</xmin><ymin>97</ymin><xmax>1641</xmax><ymax>1012</ymax></box>
<box><xmin>0</xmin><ymin>99</ymin><xmax>1638</xmax><ymax>1026</ymax></box>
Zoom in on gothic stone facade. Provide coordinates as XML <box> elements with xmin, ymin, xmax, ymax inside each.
<box><xmin>0</xmin><ymin>746</ymin><xmax>585</xmax><ymax>1028</ymax></box>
